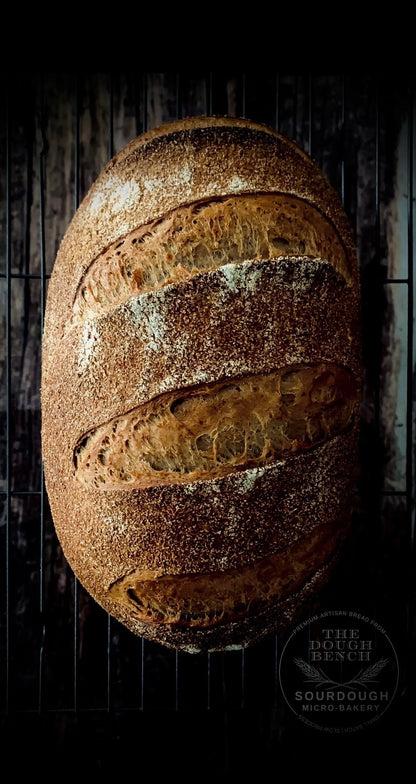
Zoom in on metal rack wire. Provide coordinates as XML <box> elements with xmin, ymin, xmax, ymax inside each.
<box><xmin>0</xmin><ymin>72</ymin><xmax>415</xmax><ymax>774</ymax></box>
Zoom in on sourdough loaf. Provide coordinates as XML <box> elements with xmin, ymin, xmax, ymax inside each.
<box><xmin>41</xmin><ymin>116</ymin><xmax>361</xmax><ymax>653</ymax></box>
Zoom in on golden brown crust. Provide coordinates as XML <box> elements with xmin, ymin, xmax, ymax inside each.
<box><xmin>42</xmin><ymin>256</ymin><xmax>360</xmax><ymax>446</ymax></box>
<box><xmin>73</xmin><ymin>362</ymin><xmax>357</xmax><ymax>490</ymax></box>
<box><xmin>108</xmin><ymin>521</ymin><xmax>343</xmax><ymax>629</ymax></box>
<box><xmin>43</xmin><ymin>116</ymin><xmax>358</xmax><ymax>344</ymax></box>
<box><xmin>43</xmin><ymin>431</ymin><xmax>359</xmax><ymax>628</ymax></box>
<box><xmin>70</xmin><ymin>193</ymin><xmax>352</xmax><ymax>326</ymax></box>
<box><xmin>104</xmin><ymin>542</ymin><xmax>346</xmax><ymax>654</ymax></box>
<box><xmin>41</xmin><ymin>116</ymin><xmax>361</xmax><ymax>653</ymax></box>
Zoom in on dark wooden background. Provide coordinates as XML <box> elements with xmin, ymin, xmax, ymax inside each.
<box><xmin>0</xmin><ymin>72</ymin><xmax>415</xmax><ymax>775</ymax></box>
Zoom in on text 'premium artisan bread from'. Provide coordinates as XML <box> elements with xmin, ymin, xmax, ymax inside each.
<box><xmin>41</xmin><ymin>116</ymin><xmax>361</xmax><ymax>653</ymax></box>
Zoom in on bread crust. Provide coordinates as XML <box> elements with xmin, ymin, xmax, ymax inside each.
<box><xmin>43</xmin><ymin>116</ymin><xmax>358</xmax><ymax>344</ymax></box>
<box><xmin>43</xmin><ymin>257</ymin><xmax>359</xmax><ymax>444</ymax></box>
<box><xmin>41</xmin><ymin>116</ymin><xmax>361</xmax><ymax>652</ymax></box>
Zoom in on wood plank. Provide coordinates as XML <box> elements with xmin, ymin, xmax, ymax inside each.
<box><xmin>0</xmin><ymin>74</ymin><xmax>414</xmax><ymax>733</ymax></box>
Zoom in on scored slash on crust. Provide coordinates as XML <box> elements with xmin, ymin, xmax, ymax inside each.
<box><xmin>108</xmin><ymin>521</ymin><xmax>345</xmax><ymax>629</ymax></box>
<box><xmin>70</xmin><ymin>193</ymin><xmax>352</xmax><ymax>327</ymax></box>
<box><xmin>73</xmin><ymin>362</ymin><xmax>358</xmax><ymax>490</ymax></box>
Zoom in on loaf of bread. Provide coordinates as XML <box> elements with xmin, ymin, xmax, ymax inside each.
<box><xmin>41</xmin><ymin>116</ymin><xmax>361</xmax><ymax>653</ymax></box>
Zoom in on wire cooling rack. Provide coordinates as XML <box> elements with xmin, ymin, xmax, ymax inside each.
<box><xmin>0</xmin><ymin>72</ymin><xmax>415</xmax><ymax>775</ymax></box>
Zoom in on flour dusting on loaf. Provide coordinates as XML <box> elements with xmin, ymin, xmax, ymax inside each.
<box><xmin>41</xmin><ymin>116</ymin><xmax>361</xmax><ymax>653</ymax></box>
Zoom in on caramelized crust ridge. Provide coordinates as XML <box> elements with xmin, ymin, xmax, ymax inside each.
<box><xmin>74</xmin><ymin>363</ymin><xmax>358</xmax><ymax>489</ymax></box>
<box><xmin>108</xmin><ymin>522</ymin><xmax>343</xmax><ymax>628</ymax></box>
<box><xmin>71</xmin><ymin>193</ymin><xmax>350</xmax><ymax>325</ymax></box>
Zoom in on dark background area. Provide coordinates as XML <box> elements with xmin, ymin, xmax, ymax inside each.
<box><xmin>0</xmin><ymin>72</ymin><xmax>415</xmax><ymax>777</ymax></box>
